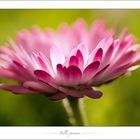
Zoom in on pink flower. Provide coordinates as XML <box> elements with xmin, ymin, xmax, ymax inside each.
<box><xmin>0</xmin><ymin>19</ymin><xmax>140</xmax><ymax>101</ymax></box>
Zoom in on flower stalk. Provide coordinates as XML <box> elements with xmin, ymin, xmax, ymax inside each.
<box><xmin>63</xmin><ymin>97</ymin><xmax>88</xmax><ymax>126</ymax></box>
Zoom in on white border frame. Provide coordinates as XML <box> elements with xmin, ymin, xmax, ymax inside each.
<box><xmin>0</xmin><ymin>1</ymin><xmax>139</xmax><ymax>9</ymax></box>
<box><xmin>0</xmin><ymin>127</ymin><xmax>140</xmax><ymax>139</ymax></box>
<box><xmin>0</xmin><ymin>1</ymin><xmax>140</xmax><ymax>139</ymax></box>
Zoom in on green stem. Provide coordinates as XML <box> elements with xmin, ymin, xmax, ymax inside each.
<box><xmin>63</xmin><ymin>97</ymin><xmax>88</xmax><ymax>126</ymax></box>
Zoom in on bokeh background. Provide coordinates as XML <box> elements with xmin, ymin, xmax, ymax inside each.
<box><xmin>0</xmin><ymin>10</ymin><xmax>140</xmax><ymax>126</ymax></box>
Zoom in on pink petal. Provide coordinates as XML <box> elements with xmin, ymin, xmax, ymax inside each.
<box><xmin>85</xmin><ymin>88</ymin><xmax>103</xmax><ymax>99</ymax></box>
<box><xmin>34</xmin><ymin>70</ymin><xmax>57</xmax><ymax>88</ymax></box>
<box><xmin>94</xmin><ymin>48</ymin><xmax>103</xmax><ymax>61</ymax></box>
<box><xmin>50</xmin><ymin>44</ymin><xmax>65</xmax><ymax>73</ymax></box>
<box><xmin>112</xmin><ymin>51</ymin><xmax>136</xmax><ymax>67</ymax></box>
<box><xmin>13</xmin><ymin>88</ymin><xmax>36</xmax><ymax>94</ymax></box>
<box><xmin>76</xmin><ymin>50</ymin><xmax>84</xmax><ymax>69</ymax></box>
<box><xmin>56</xmin><ymin>64</ymin><xmax>69</xmax><ymax>85</ymax></box>
<box><xmin>39</xmin><ymin>52</ymin><xmax>54</xmax><ymax>74</ymax></box>
<box><xmin>115</xmin><ymin>34</ymin><xmax>136</xmax><ymax>60</ymax></box>
<box><xmin>58</xmin><ymin>24</ymin><xmax>79</xmax><ymax>56</ymax></box>
<box><xmin>47</xmin><ymin>92</ymin><xmax>67</xmax><ymax>101</ymax></box>
<box><xmin>0</xmin><ymin>84</ymin><xmax>35</xmax><ymax>94</ymax></box>
<box><xmin>34</xmin><ymin>53</ymin><xmax>47</xmax><ymax>69</ymax></box>
<box><xmin>88</xmin><ymin>64</ymin><xmax>110</xmax><ymax>86</ymax></box>
<box><xmin>31</xmin><ymin>52</ymin><xmax>41</xmax><ymax>68</ymax></box>
<box><xmin>16</xmin><ymin>30</ymin><xmax>33</xmax><ymax>54</ymax></box>
<box><xmin>68</xmin><ymin>65</ymin><xmax>82</xmax><ymax>85</ymax></box>
<box><xmin>96</xmin><ymin>35</ymin><xmax>114</xmax><ymax>53</ymax></box>
<box><xmin>82</xmin><ymin>61</ymin><xmax>100</xmax><ymax>82</ymax></box>
<box><xmin>69</xmin><ymin>56</ymin><xmax>79</xmax><ymax>66</ymax></box>
<box><xmin>58</xmin><ymin>87</ymin><xmax>84</xmax><ymax>98</ymax></box>
<box><xmin>94</xmin><ymin>64</ymin><xmax>110</xmax><ymax>77</ymax></box>
<box><xmin>104</xmin><ymin>45</ymin><xmax>114</xmax><ymax>62</ymax></box>
<box><xmin>102</xmin><ymin>44</ymin><xmax>114</xmax><ymax>66</ymax></box>
<box><xmin>87</xmin><ymin>36</ymin><xmax>113</xmax><ymax>66</ymax></box>
<box><xmin>12</xmin><ymin>60</ymin><xmax>35</xmax><ymax>81</ymax></box>
<box><xmin>104</xmin><ymin>63</ymin><xmax>132</xmax><ymax>82</ymax></box>
<box><xmin>23</xmin><ymin>81</ymin><xmax>57</xmax><ymax>93</ymax></box>
<box><xmin>77</xmin><ymin>43</ymin><xmax>89</xmax><ymax>63</ymax></box>
<box><xmin>0</xmin><ymin>68</ymin><xmax>25</xmax><ymax>82</ymax></box>
<box><xmin>73</xmin><ymin>19</ymin><xmax>87</xmax><ymax>40</ymax></box>
<box><xmin>91</xmin><ymin>51</ymin><xmax>136</xmax><ymax>85</ymax></box>
<box><xmin>120</xmin><ymin>34</ymin><xmax>136</xmax><ymax>49</ymax></box>
<box><xmin>57</xmin><ymin>65</ymin><xmax>82</xmax><ymax>86</ymax></box>
<box><xmin>32</xmin><ymin>52</ymin><xmax>54</xmax><ymax>76</ymax></box>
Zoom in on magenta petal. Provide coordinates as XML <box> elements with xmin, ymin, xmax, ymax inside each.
<box><xmin>38</xmin><ymin>52</ymin><xmax>54</xmax><ymax>76</ymax></box>
<box><xmin>102</xmin><ymin>44</ymin><xmax>114</xmax><ymax>66</ymax></box>
<box><xmin>0</xmin><ymin>84</ymin><xmax>35</xmax><ymax>94</ymax></box>
<box><xmin>95</xmin><ymin>35</ymin><xmax>114</xmax><ymax>53</ymax></box>
<box><xmin>77</xmin><ymin>43</ymin><xmax>89</xmax><ymax>62</ymax></box>
<box><xmin>12</xmin><ymin>60</ymin><xmax>35</xmax><ymax>81</ymax></box>
<box><xmin>68</xmin><ymin>65</ymin><xmax>82</xmax><ymax>85</ymax></box>
<box><xmin>23</xmin><ymin>81</ymin><xmax>57</xmax><ymax>93</ymax></box>
<box><xmin>50</xmin><ymin>45</ymin><xmax>65</xmax><ymax>72</ymax></box>
<box><xmin>69</xmin><ymin>56</ymin><xmax>79</xmax><ymax>66</ymax></box>
<box><xmin>113</xmin><ymin>51</ymin><xmax>136</xmax><ymax>67</ymax></box>
<box><xmin>34</xmin><ymin>70</ymin><xmax>57</xmax><ymax>88</ymax></box>
<box><xmin>82</xmin><ymin>61</ymin><xmax>100</xmax><ymax>81</ymax></box>
<box><xmin>88</xmin><ymin>64</ymin><xmax>110</xmax><ymax>86</ymax></box>
<box><xmin>37</xmin><ymin>54</ymin><xmax>48</xmax><ymax>69</ymax></box>
<box><xmin>120</xmin><ymin>33</ymin><xmax>136</xmax><ymax>51</ymax></box>
<box><xmin>0</xmin><ymin>68</ymin><xmax>25</xmax><ymax>82</ymax></box>
<box><xmin>13</xmin><ymin>88</ymin><xmax>36</xmax><ymax>94</ymax></box>
<box><xmin>0</xmin><ymin>84</ymin><xmax>21</xmax><ymax>91</ymax></box>
<box><xmin>57</xmin><ymin>64</ymin><xmax>69</xmax><ymax>84</ymax></box>
<box><xmin>86</xmin><ymin>89</ymin><xmax>103</xmax><ymax>99</ymax></box>
<box><xmin>94</xmin><ymin>48</ymin><xmax>103</xmax><ymax>61</ymax></box>
<box><xmin>58</xmin><ymin>87</ymin><xmax>84</xmax><ymax>98</ymax></box>
<box><xmin>105</xmin><ymin>63</ymin><xmax>132</xmax><ymax>82</ymax></box>
<box><xmin>76</xmin><ymin>50</ymin><xmax>84</xmax><ymax>69</ymax></box>
<box><xmin>106</xmin><ymin>44</ymin><xmax>114</xmax><ymax>58</ymax></box>
<box><xmin>47</xmin><ymin>92</ymin><xmax>66</xmax><ymax>101</ymax></box>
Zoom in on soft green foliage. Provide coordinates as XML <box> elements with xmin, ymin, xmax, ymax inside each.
<box><xmin>0</xmin><ymin>10</ymin><xmax>140</xmax><ymax>126</ymax></box>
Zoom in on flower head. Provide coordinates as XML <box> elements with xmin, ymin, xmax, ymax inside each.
<box><xmin>0</xmin><ymin>19</ymin><xmax>140</xmax><ymax>101</ymax></box>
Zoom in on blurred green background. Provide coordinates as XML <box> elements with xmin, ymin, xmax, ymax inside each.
<box><xmin>0</xmin><ymin>10</ymin><xmax>140</xmax><ymax>126</ymax></box>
